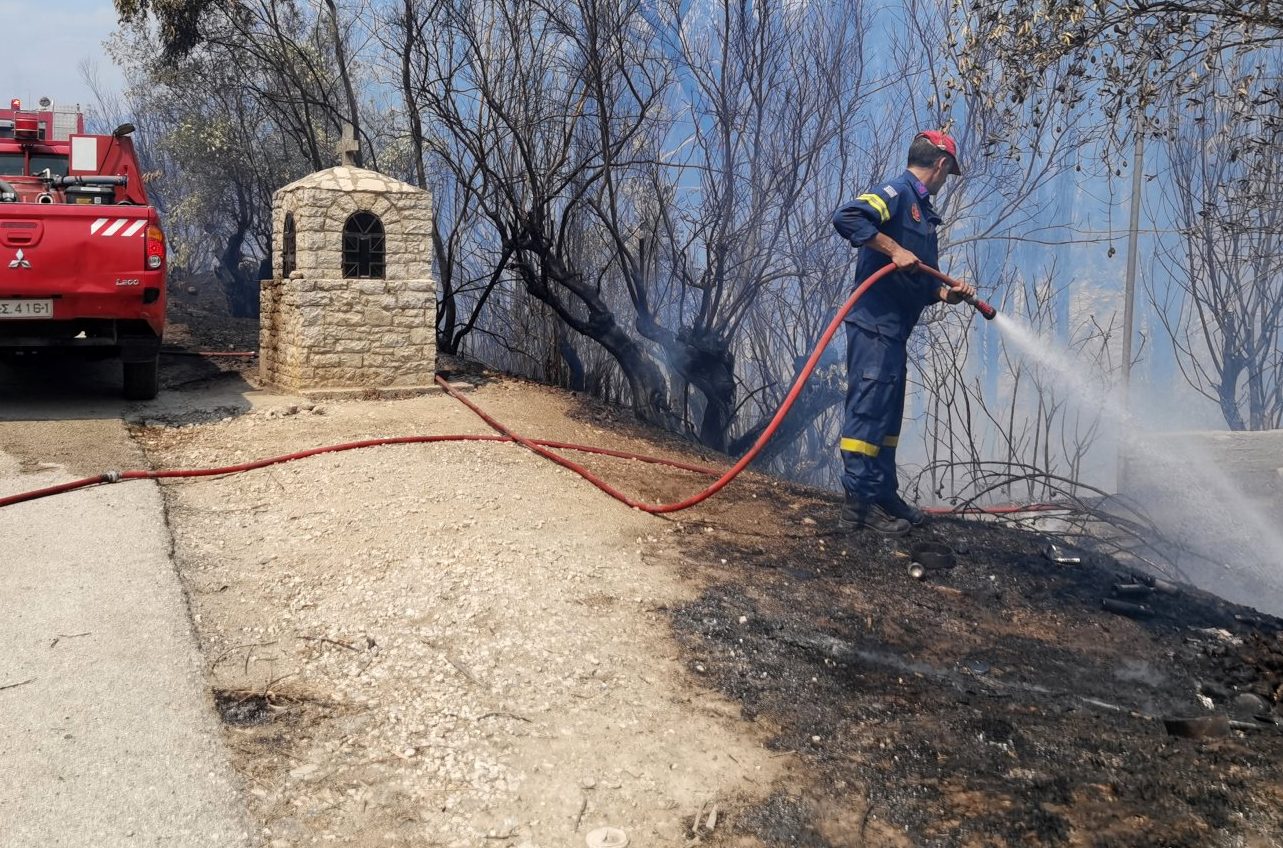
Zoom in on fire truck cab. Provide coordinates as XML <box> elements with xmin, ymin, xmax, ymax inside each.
<box><xmin>0</xmin><ymin>97</ymin><xmax>166</xmax><ymax>400</ymax></box>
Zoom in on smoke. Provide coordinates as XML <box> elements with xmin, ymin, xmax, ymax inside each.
<box><xmin>994</xmin><ymin>313</ymin><xmax>1283</xmax><ymax>615</ymax></box>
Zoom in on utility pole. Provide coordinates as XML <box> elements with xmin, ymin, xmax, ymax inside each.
<box><xmin>1118</xmin><ymin>128</ymin><xmax>1144</xmax><ymax>493</ymax></box>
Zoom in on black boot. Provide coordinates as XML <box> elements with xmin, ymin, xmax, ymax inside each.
<box><xmin>841</xmin><ymin>496</ymin><xmax>911</xmax><ymax>535</ymax></box>
<box><xmin>880</xmin><ymin>492</ymin><xmax>926</xmax><ymax>526</ymax></box>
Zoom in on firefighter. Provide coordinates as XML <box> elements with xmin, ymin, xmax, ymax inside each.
<box><xmin>831</xmin><ymin>131</ymin><xmax>977</xmax><ymax>534</ymax></box>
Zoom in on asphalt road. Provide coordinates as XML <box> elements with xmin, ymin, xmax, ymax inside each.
<box><xmin>0</xmin><ymin>356</ymin><xmax>254</xmax><ymax>847</ymax></box>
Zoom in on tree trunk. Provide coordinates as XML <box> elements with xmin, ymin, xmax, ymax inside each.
<box><xmin>216</xmin><ymin>220</ymin><xmax>259</xmax><ymax>318</ymax></box>
<box><xmin>671</xmin><ymin>328</ymin><xmax>735</xmax><ymax>451</ymax></box>
<box><xmin>728</xmin><ymin>363</ymin><xmax>844</xmax><ymax>465</ymax></box>
<box><xmin>434</xmin><ymin>221</ymin><xmax>458</xmax><ymax>353</ymax></box>
<box><xmin>324</xmin><ymin>0</ymin><xmax>362</xmax><ymax>168</ymax></box>
<box><xmin>399</xmin><ymin>0</ymin><xmax>427</xmax><ymax>189</ymax></box>
<box><xmin>509</xmin><ymin>245</ymin><xmax>672</xmax><ymax>427</ymax></box>
<box><xmin>557</xmin><ymin>329</ymin><xmax>586</xmax><ymax>392</ymax></box>
<box><xmin>631</xmin><ymin>311</ymin><xmax>736</xmax><ymax>449</ymax></box>
<box><xmin>1219</xmin><ymin>355</ymin><xmax>1247</xmax><ymax>431</ymax></box>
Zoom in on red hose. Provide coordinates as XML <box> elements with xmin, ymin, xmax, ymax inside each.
<box><xmin>433</xmin><ymin>263</ymin><xmax>1013</xmax><ymax>514</ymax></box>
<box><xmin>0</xmin><ymin>474</ymin><xmax>122</xmax><ymax>508</ymax></box>
<box><xmin>432</xmin><ymin>263</ymin><xmax>897</xmax><ymax>513</ymax></box>
<box><xmin>1</xmin><ymin>263</ymin><xmax>1039</xmax><ymax>516</ymax></box>
<box><xmin>0</xmin><ymin>435</ymin><xmax>723</xmax><ymax>510</ymax></box>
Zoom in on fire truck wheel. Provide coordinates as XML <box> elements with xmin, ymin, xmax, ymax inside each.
<box><xmin>123</xmin><ymin>356</ymin><xmax>159</xmax><ymax>400</ymax></box>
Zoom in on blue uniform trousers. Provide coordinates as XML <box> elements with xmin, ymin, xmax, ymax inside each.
<box><xmin>841</xmin><ymin>321</ymin><xmax>908</xmax><ymax>502</ymax></box>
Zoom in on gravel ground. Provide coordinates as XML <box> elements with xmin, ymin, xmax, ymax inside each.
<box><xmin>135</xmin><ymin>377</ymin><xmax>781</xmax><ymax>847</ymax></box>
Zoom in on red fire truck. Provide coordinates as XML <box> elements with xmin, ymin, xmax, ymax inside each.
<box><xmin>0</xmin><ymin>98</ymin><xmax>166</xmax><ymax>399</ymax></box>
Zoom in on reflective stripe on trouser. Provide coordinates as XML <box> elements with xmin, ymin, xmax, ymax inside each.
<box><xmin>840</xmin><ymin>321</ymin><xmax>908</xmax><ymax>501</ymax></box>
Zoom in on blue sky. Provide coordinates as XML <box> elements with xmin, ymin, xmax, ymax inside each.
<box><xmin>0</xmin><ymin>0</ymin><xmax>124</xmax><ymax>110</ymax></box>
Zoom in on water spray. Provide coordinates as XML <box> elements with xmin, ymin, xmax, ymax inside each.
<box><xmin>992</xmin><ymin>309</ymin><xmax>1283</xmax><ymax>614</ymax></box>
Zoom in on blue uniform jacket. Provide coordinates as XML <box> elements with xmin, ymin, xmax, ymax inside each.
<box><xmin>832</xmin><ymin>170</ymin><xmax>944</xmax><ymax>342</ymax></box>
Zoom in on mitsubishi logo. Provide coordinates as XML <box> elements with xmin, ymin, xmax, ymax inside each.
<box><xmin>8</xmin><ymin>249</ymin><xmax>31</xmax><ymax>270</ymax></box>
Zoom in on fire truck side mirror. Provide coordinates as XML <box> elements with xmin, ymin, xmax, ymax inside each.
<box><xmin>112</xmin><ymin>123</ymin><xmax>136</xmax><ymax>138</ymax></box>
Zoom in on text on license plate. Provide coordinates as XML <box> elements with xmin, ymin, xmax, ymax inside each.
<box><xmin>0</xmin><ymin>299</ymin><xmax>54</xmax><ymax>318</ymax></box>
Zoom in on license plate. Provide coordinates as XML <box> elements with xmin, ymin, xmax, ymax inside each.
<box><xmin>0</xmin><ymin>299</ymin><xmax>54</xmax><ymax>318</ymax></box>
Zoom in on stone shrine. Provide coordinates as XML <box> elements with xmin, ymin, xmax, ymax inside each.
<box><xmin>260</xmin><ymin>166</ymin><xmax>436</xmax><ymax>393</ymax></box>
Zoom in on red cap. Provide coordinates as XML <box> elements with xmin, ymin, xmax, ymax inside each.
<box><xmin>916</xmin><ymin>130</ymin><xmax>962</xmax><ymax>175</ymax></box>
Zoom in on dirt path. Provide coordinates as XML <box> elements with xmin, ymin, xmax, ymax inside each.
<box><xmin>136</xmin><ymin>377</ymin><xmax>784</xmax><ymax>847</ymax></box>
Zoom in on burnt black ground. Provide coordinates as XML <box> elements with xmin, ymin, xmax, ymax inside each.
<box><xmin>655</xmin><ymin>478</ymin><xmax>1283</xmax><ymax>847</ymax></box>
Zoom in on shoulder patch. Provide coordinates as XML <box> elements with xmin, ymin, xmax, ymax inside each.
<box><xmin>882</xmin><ymin>184</ymin><xmax>898</xmax><ymax>198</ymax></box>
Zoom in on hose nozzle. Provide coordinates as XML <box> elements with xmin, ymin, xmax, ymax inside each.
<box><xmin>964</xmin><ymin>294</ymin><xmax>997</xmax><ymax>321</ymax></box>
<box><xmin>917</xmin><ymin>265</ymin><xmax>998</xmax><ymax>320</ymax></box>
<box><xmin>952</xmin><ymin>288</ymin><xmax>997</xmax><ymax>320</ymax></box>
